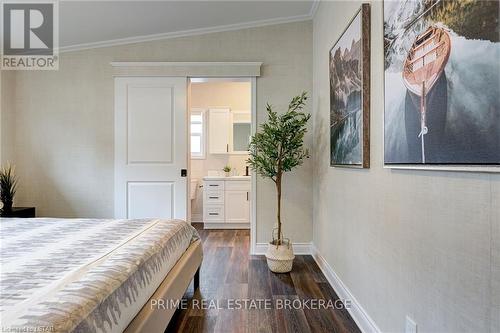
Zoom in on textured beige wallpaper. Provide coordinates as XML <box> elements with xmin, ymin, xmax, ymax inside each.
<box><xmin>0</xmin><ymin>70</ymin><xmax>2</xmax><ymax>164</ymax></box>
<box><xmin>312</xmin><ymin>1</ymin><xmax>499</xmax><ymax>332</ymax></box>
<box><xmin>1</xmin><ymin>71</ymin><xmax>15</xmax><ymax>165</ymax></box>
<box><xmin>2</xmin><ymin>21</ymin><xmax>313</xmax><ymax>243</ymax></box>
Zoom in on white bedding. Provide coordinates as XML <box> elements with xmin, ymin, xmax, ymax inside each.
<box><xmin>0</xmin><ymin>218</ymin><xmax>199</xmax><ymax>333</ymax></box>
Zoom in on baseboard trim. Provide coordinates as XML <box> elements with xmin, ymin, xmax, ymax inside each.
<box><xmin>253</xmin><ymin>242</ymin><xmax>312</xmax><ymax>255</ymax></box>
<box><xmin>311</xmin><ymin>246</ymin><xmax>381</xmax><ymax>333</ymax></box>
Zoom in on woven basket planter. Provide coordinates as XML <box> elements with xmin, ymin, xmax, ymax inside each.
<box><xmin>265</xmin><ymin>239</ymin><xmax>295</xmax><ymax>273</ymax></box>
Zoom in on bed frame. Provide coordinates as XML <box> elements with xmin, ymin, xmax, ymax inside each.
<box><xmin>124</xmin><ymin>239</ymin><xmax>203</xmax><ymax>333</ymax></box>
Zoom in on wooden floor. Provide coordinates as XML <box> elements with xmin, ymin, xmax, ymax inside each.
<box><xmin>166</xmin><ymin>226</ymin><xmax>360</xmax><ymax>333</ymax></box>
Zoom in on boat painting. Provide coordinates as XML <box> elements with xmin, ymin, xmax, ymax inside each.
<box><xmin>384</xmin><ymin>0</ymin><xmax>500</xmax><ymax>167</ymax></box>
<box><xmin>402</xmin><ymin>26</ymin><xmax>451</xmax><ymax>163</ymax></box>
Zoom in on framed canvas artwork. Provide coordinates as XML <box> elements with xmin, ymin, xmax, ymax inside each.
<box><xmin>384</xmin><ymin>0</ymin><xmax>500</xmax><ymax>171</ymax></box>
<box><xmin>329</xmin><ymin>4</ymin><xmax>371</xmax><ymax>168</ymax></box>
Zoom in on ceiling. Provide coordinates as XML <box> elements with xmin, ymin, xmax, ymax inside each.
<box><xmin>59</xmin><ymin>1</ymin><xmax>317</xmax><ymax>51</ymax></box>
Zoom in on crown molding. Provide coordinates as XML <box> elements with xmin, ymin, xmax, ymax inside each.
<box><xmin>60</xmin><ymin>13</ymin><xmax>314</xmax><ymax>53</ymax></box>
<box><xmin>309</xmin><ymin>0</ymin><xmax>320</xmax><ymax>18</ymax></box>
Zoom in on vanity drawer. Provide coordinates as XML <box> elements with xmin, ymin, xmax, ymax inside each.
<box><xmin>204</xmin><ymin>190</ymin><xmax>224</xmax><ymax>205</ymax></box>
<box><xmin>203</xmin><ymin>205</ymin><xmax>224</xmax><ymax>222</ymax></box>
<box><xmin>204</xmin><ymin>180</ymin><xmax>225</xmax><ymax>191</ymax></box>
<box><xmin>225</xmin><ymin>180</ymin><xmax>251</xmax><ymax>191</ymax></box>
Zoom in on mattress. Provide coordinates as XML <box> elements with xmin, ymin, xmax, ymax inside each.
<box><xmin>0</xmin><ymin>218</ymin><xmax>199</xmax><ymax>333</ymax></box>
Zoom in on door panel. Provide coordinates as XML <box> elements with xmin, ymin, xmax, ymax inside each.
<box><xmin>115</xmin><ymin>77</ymin><xmax>187</xmax><ymax>219</ymax></box>
<box><xmin>128</xmin><ymin>182</ymin><xmax>174</xmax><ymax>219</ymax></box>
<box><xmin>225</xmin><ymin>190</ymin><xmax>250</xmax><ymax>223</ymax></box>
<box><xmin>127</xmin><ymin>86</ymin><xmax>173</xmax><ymax>164</ymax></box>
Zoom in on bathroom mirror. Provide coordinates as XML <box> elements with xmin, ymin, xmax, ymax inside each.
<box><xmin>230</xmin><ymin>110</ymin><xmax>251</xmax><ymax>154</ymax></box>
<box><xmin>233</xmin><ymin>122</ymin><xmax>251</xmax><ymax>152</ymax></box>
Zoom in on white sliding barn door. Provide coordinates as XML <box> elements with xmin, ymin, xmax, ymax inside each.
<box><xmin>115</xmin><ymin>77</ymin><xmax>187</xmax><ymax>220</ymax></box>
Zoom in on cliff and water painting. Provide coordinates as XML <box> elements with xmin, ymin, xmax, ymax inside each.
<box><xmin>384</xmin><ymin>0</ymin><xmax>500</xmax><ymax>166</ymax></box>
<box><xmin>330</xmin><ymin>4</ymin><xmax>370</xmax><ymax>168</ymax></box>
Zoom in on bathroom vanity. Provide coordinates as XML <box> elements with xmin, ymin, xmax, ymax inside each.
<box><xmin>202</xmin><ymin>176</ymin><xmax>250</xmax><ymax>229</ymax></box>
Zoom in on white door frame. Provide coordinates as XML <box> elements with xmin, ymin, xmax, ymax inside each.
<box><xmin>188</xmin><ymin>76</ymin><xmax>257</xmax><ymax>254</ymax></box>
<box><xmin>250</xmin><ymin>77</ymin><xmax>257</xmax><ymax>255</ymax></box>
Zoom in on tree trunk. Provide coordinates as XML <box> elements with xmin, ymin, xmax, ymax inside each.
<box><xmin>276</xmin><ymin>172</ymin><xmax>282</xmax><ymax>245</ymax></box>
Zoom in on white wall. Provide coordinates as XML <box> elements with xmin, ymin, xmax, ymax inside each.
<box><xmin>190</xmin><ymin>81</ymin><xmax>251</xmax><ymax>221</ymax></box>
<box><xmin>3</xmin><ymin>21</ymin><xmax>313</xmax><ymax>243</ymax></box>
<box><xmin>312</xmin><ymin>1</ymin><xmax>499</xmax><ymax>332</ymax></box>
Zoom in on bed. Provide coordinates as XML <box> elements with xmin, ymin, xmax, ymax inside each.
<box><xmin>0</xmin><ymin>218</ymin><xmax>202</xmax><ymax>333</ymax></box>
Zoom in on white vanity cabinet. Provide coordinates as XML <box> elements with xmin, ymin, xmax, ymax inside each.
<box><xmin>208</xmin><ymin>109</ymin><xmax>231</xmax><ymax>154</ymax></box>
<box><xmin>203</xmin><ymin>177</ymin><xmax>250</xmax><ymax>229</ymax></box>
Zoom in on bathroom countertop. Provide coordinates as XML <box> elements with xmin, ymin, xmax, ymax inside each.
<box><xmin>203</xmin><ymin>176</ymin><xmax>251</xmax><ymax>181</ymax></box>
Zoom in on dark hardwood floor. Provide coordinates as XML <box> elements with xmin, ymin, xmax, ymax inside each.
<box><xmin>166</xmin><ymin>225</ymin><xmax>360</xmax><ymax>333</ymax></box>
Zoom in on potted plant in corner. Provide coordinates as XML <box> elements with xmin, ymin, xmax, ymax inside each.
<box><xmin>0</xmin><ymin>164</ymin><xmax>18</xmax><ymax>214</ymax></box>
<box><xmin>247</xmin><ymin>92</ymin><xmax>310</xmax><ymax>273</ymax></box>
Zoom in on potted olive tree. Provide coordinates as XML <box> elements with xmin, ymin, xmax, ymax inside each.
<box><xmin>247</xmin><ymin>92</ymin><xmax>310</xmax><ymax>273</ymax></box>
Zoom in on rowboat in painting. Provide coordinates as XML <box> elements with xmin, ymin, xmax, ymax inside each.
<box><xmin>403</xmin><ymin>26</ymin><xmax>451</xmax><ymax>96</ymax></box>
<box><xmin>402</xmin><ymin>25</ymin><xmax>451</xmax><ymax>163</ymax></box>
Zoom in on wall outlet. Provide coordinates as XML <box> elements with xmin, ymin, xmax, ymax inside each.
<box><xmin>405</xmin><ymin>316</ymin><xmax>417</xmax><ymax>333</ymax></box>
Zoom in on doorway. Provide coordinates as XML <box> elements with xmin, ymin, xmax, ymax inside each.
<box><xmin>188</xmin><ymin>77</ymin><xmax>256</xmax><ymax>245</ymax></box>
<box><xmin>112</xmin><ymin>62</ymin><xmax>261</xmax><ymax>254</ymax></box>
